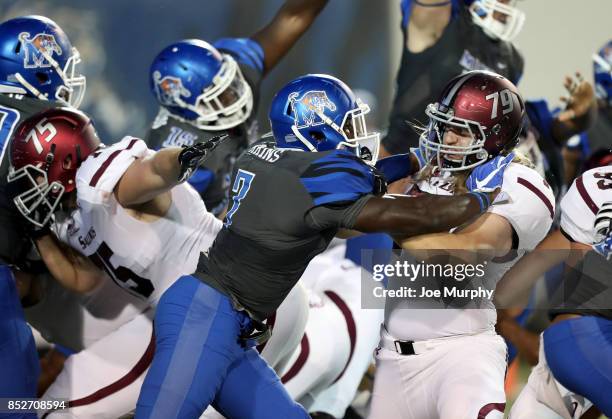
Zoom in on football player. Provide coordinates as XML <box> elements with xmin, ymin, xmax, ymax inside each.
<box><xmin>135</xmin><ymin>73</ymin><xmax>508</xmax><ymax>419</ymax></box>
<box><xmin>145</xmin><ymin>0</ymin><xmax>329</xmax><ymax>217</ymax></box>
<box><xmin>369</xmin><ymin>70</ymin><xmax>555</xmax><ymax>419</ymax></box>
<box><xmin>0</xmin><ymin>15</ymin><xmax>85</xmax><ymax>411</ymax></box>
<box><xmin>380</xmin><ymin>0</ymin><xmax>525</xmax><ymax>156</ymax></box>
<box><xmin>7</xmin><ymin>107</ymin><xmax>224</xmax><ymax>418</ymax></box>
<box><xmin>499</xmin><ymin>165</ymin><xmax>612</xmax><ymax>418</ymax></box>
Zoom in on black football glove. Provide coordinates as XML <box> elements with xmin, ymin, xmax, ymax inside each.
<box><xmin>20</xmin><ymin>206</ymin><xmax>53</xmax><ymax>240</ymax></box>
<box><xmin>371</xmin><ymin>166</ymin><xmax>388</xmax><ymax>196</ymax></box>
<box><xmin>594</xmin><ymin>201</ymin><xmax>612</xmax><ymax>240</ymax></box>
<box><xmin>177</xmin><ymin>134</ymin><xmax>228</xmax><ymax>183</ymax></box>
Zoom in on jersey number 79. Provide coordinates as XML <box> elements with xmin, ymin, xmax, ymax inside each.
<box><xmin>224</xmin><ymin>169</ymin><xmax>255</xmax><ymax>227</ymax></box>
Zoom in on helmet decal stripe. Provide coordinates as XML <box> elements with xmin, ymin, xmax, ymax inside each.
<box><xmin>441</xmin><ymin>72</ymin><xmax>477</xmax><ymax>107</ymax></box>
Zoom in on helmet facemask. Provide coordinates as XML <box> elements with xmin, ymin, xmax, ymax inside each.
<box><xmin>420</xmin><ymin>103</ymin><xmax>489</xmax><ymax>172</ymax></box>
<box><xmin>14</xmin><ymin>46</ymin><xmax>86</xmax><ymax>108</ymax></box>
<box><xmin>469</xmin><ymin>0</ymin><xmax>525</xmax><ymax>42</ymax></box>
<box><xmin>7</xmin><ymin>164</ymin><xmax>65</xmax><ymax>228</ymax></box>
<box><xmin>169</xmin><ymin>55</ymin><xmax>253</xmax><ymax>131</ymax></box>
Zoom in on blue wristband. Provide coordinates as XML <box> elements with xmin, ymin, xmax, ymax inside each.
<box><xmin>468</xmin><ymin>191</ymin><xmax>490</xmax><ymax>213</ymax></box>
<box><xmin>54</xmin><ymin>344</ymin><xmax>76</xmax><ymax>358</ymax></box>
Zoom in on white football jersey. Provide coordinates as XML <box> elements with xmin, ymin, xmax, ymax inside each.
<box><xmin>55</xmin><ymin>137</ymin><xmax>223</xmax><ymax>304</ymax></box>
<box><xmin>560</xmin><ymin>166</ymin><xmax>612</xmax><ymax>245</ymax></box>
<box><xmin>387</xmin><ymin>162</ymin><xmax>555</xmax><ymax>340</ymax></box>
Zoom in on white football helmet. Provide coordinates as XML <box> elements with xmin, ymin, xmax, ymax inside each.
<box><xmin>469</xmin><ymin>0</ymin><xmax>526</xmax><ymax>42</ymax></box>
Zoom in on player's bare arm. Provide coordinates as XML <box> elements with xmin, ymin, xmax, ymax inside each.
<box><xmin>34</xmin><ymin>233</ymin><xmax>102</xmax><ymax>294</ymax></box>
<box><xmin>114</xmin><ymin>147</ymin><xmax>182</xmax><ymax>209</ymax></box>
<box><xmin>494</xmin><ymin>229</ymin><xmax>573</xmax><ymax>308</ymax></box>
<box><xmin>401</xmin><ymin>211</ymin><xmax>513</xmax><ymax>251</ymax></box>
<box><xmin>252</xmin><ymin>0</ymin><xmax>328</xmax><ymax>75</ymax></box>
<box><xmin>494</xmin><ymin>231</ymin><xmax>592</xmax><ymax>366</ymax></box>
<box><xmin>353</xmin><ymin>191</ymin><xmax>493</xmax><ymax>238</ymax></box>
<box><xmin>407</xmin><ymin>0</ymin><xmax>452</xmax><ymax>53</ymax></box>
<box><xmin>114</xmin><ymin>136</ymin><xmax>224</xmax><ymax>209</ymax></box>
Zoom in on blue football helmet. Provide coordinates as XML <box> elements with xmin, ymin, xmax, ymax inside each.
<box><xmin>149</xmin><ymin>39</ymin><xmax>252</xmax><ymax>131</ymax></box>
<box><xmin>593</xmin><ymin>40</ymin><xmax>612</xmax><ymax>106</ymax></box>
<box><xmin>269</xmin><ymin>74</ymin><xmax>380</xmax><ymax>163</ymax></box>
<box><xmin>0</xmin><ymin>15</ymin><xmax>85</xmax><ymax>107</ymax></box>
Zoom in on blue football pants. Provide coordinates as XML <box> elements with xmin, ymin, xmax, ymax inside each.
<box><xmin>544</xmin><ymin>315</ymin><xmax>612</xmax><ymax>416</ymax></box>
<box><xmin>0</xmin><ymin>265</ymin><xmax>39</xmax><ymax>419</ymax></box>
<box><xmin>136</xmin><ymin>275</ymin><xmax>308</xmax><ymax>419</ymax></box>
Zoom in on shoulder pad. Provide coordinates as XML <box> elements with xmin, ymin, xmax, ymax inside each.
<box><xmin>76</xmin><ymin>137</ymin><xmax>149</xmax><ymax>205</ymax></box>
<box><xmin>300</xmin><ymin>150</ymin><xmax>377</xmax><ymax>206</ymax></box>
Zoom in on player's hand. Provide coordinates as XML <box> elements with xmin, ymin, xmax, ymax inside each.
<box><xmin>592</xmin><ymin>202</ymin><xmax>612</xmax><ymax>260</ymax></box>
<box><xmin>557</xmin><ymin>72</ymin><xmax>595</xmax><ymax>122</ymax></box>
<box><xmin>177</xmin><ymin>134</ymin><xmax>228</xmax><ymax>183</ymax></box>
<box><xmin>410</xmin><ymin>146</ymin><xmax>427</xmax><ymax>170</ymax></box>
<box><xmin>466</xmin><ymin>152</ymin><xmax>515</xmax><ymax>193</ymax></box>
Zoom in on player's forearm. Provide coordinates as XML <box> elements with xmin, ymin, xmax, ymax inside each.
<box><xmin>361</xmin><ymin>193</ymin><xmax>483</xmax><ymax>238</ymax></box>
<box><xmin>146</xmin><ymin>147</ymin><xmax>182</xmax><ymax>191</ymax></box>
<box><xmin>401</xmin><ymin>231</ymin><xmax>481</xmax><ymax>250</ymax></box>
<box><xmin>494</xmin><ymin>230</ymin><xmax>571</xmax><ymax>307</ymax></box>
<box><xmin>551</xmin><ymin>102</ymin><xmax>597</xmax><ymax>143</ymax></box>
<box><xmin>252</xmin><ymin>0</ymin><xmax>328</xmax><ymax>74</ymax></box>
<box><xmin>116</xmin><ymin>148</ymin><xmax>182</xmax><ymax>207</ymax></box>
<box><xmin>34</xmin><ymin>235</ymin><xmax>99</xmax><ymax>293</ymax></box>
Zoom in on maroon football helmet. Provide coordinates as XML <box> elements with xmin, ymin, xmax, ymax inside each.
<box><xmin>583</xmin><ymin>148</ymin><xmax>612</xmax><ymax>172</ymax></box>
<box><xmin>8</xmin><ymin>107</ymin><xmax>100</xmax><ymax>227</ymax></box>
<box><xmin>420</xmin><ymin>70</ymin><xmax>525</xmax><ymax>171</ymax></box>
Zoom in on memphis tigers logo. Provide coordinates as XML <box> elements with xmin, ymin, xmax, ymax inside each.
<box><xmin>18</xmin><ymin>32</ymin><xmax>63</xmax><ymax>69</ymax></box>
<box><xmin>152</xmin><ymin>71</ymin><xmax>191</xmax><ymax>106</ymax></box>
<box><xmin>288</xmin><ymin>90</ymin><xmax>336</xmax><ymax>128</ymax></box>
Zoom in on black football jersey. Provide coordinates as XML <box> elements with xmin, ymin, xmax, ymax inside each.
<box><xmin>145</xmin><ymin>38</ymin><xmax>264</xmax><ymax>216</ymax></box>
<box><xmin>0</xmin><ymin>94</ymin><xmax>62</xmax><ymax>266</ymax></box>
<box><xmin>195</xmin><ymin>141</ymin><xmax>378</xmax><ymax>320</ymax></box>
<box><xmin>384</xmin><ymin>5</ymin><xmax>524</xmax><ymax>154</ymax></box>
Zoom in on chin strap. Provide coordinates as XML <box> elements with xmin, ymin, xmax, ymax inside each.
<box><xmin>290</xmin><ymin>125</ymin><xmax>317</xmax><ymax>152</ymax></box>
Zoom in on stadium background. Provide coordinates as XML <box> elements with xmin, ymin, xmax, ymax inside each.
<box><xmin>3</xmin><ymin>0</ymin><xmax>610</xmax><ymax>143</ymax></box>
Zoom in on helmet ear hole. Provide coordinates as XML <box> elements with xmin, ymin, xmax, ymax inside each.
<box><xmin>36</xmin><ymin>72</ymin><xmax>49</xmax><ymax>84</ymax></box>
<box><xmin>310</xmin><ymin>130</ymin><xmax>325</xmax><ymax>143</ymax></box>
<box><xmin>14</xmin><ymin>42</ymin><xmax>21</xmax><ymax>54</ymax></box>
<box><xmin>62</xmin><ymin>154</ymin><xmax>73</xmax><ymax>170</ymax></box>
